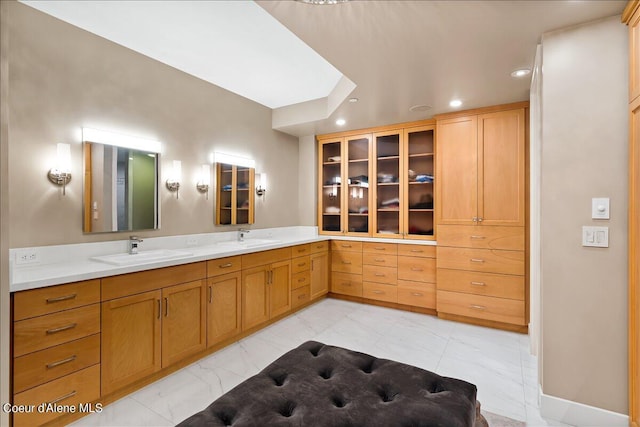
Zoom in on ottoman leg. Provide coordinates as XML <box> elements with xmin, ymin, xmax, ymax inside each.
<box><xmin>474</xmin><ymin>401</ymin><xmax>489</xmax><ymax>427</ymax></box>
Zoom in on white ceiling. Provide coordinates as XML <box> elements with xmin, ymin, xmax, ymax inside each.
<box><xmin>22</xmin><ymin>0</ymin><xmax>627</xmax><ymax>136</ymax></box>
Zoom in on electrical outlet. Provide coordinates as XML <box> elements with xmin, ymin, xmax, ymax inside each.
<box><xmin>186</xmin><ymin>237</ymin><xmax>198</xmax><ymax>247</ymax></box>
<box><xmin>15</xmin><ymin>248</ymin><xmax>40</xmax><ymax>265</ymax></box>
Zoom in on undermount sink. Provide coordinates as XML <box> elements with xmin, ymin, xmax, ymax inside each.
<box><xmin>216</xmin><ymin>238</ymin><xmax>281</xmax><ymax>249</ymax></box>
<box><xmin>92</xmin><ymin>249</ymin><xmax>193</xmax><ymax>266</ymax></box>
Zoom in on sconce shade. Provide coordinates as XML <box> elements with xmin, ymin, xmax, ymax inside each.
<box><xmin>197</xmin><ymin>164</ymin><xmax>211</xmax><ymax>196</ymax></box>
<box><xmin>256</xmin><ymin>172</ymin><xmax>267</xmax><ymax>196</ymax></box>
<box><xmin>166</xmin><ymin>160</ymin><xmax>181</xmax><ymax>198</ymax></box>
<box><xmin>48</xmin><ymin>143</ymin><xmax>72</xmax><ymax>194</ymax></box>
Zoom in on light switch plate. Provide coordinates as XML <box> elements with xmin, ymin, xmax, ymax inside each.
<box><xmin>582</xmin><ymin>226</ymin><xmax>609</xmax><ymax>247</ymax></box>
<box><xmin>591</xmin><ymin>197</ymin><xmax>610</xmax><ymax>219</ymax></box>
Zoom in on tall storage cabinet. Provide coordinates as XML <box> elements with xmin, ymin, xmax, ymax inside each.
<box><xmin>435</xmin><ymin>102</ymin><xmax>528</xmax><ymax>330</ymax></box>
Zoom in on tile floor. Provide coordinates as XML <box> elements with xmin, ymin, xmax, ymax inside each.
<box><xmin>71</xmin><ymin>298</ymin><xmax>571</xmax><ymax>427</ymax></box>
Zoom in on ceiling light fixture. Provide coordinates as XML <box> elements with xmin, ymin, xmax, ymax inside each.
<box><xmin>511</xmin><ymin>68</ymin><xmax>531</xmax><ymax>78</ymax></box>
<box><xmin>296</xmin><ymin>0</ymin><xmax>350</xmax><ymax>4</ymax></box>
<box><xmin>449</xmin><ymin>99</ymin><xmax>463</xmax><ymax>108</ymax></box>
<box><xmin>336</xmin><ymin>119</ymin><xmax>346</xmax><ymax>126</ymax></box>
<box><xmin>348</xmin><ymin>97</ymin><xmax>359</xmax><ymax>103</ymax></box>
<box><xmin>409</xmin><ymin>104</ymin><xmax>432</xmax><ymax>112</ymax></box>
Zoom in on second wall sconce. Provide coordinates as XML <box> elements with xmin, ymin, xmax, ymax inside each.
<box><xmin>48</xmin><ymin>142</ymin><xmax>72</xmax><ymax>196</ymax></box>
<box><xmin>256</xmin><ymin>173</ymin><xmax>267</xmax><ymax>197</ymax></box>
<box><xmin>197</xmin><ymin>164</ymin><xmax>211</xmax><ymax>199</ymax></box>
<box><xmin>166</xmin><ymin>160</ymin><xmax>181</xmax><ymax>198</ymax></box>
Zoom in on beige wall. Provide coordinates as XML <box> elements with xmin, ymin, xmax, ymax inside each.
<box><xmin>7</xmin><ymin>2</ymin><xmax>300</xmax><ymax>248</ymax></box>
<box><xmin>541</xmin><ymin>16</ymin><xmax>628</xmax><ymax>414</ymax></box>
<box><xmin>298</xmin><ymin>135</ymin><xmax>317</xmax><ymax>226</ymax></box>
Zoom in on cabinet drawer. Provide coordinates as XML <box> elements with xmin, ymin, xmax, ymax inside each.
<box><xmin>14</xmin><ymin>280</ymin><xmax>100</xmax><ymax>321</ymax></box>
<box><xmin>437</xmin><ymin>268</ymin><xmax>524</xmax><ymax>300</ymax></box>
<box><xmin>397</xmin><ymin>281</ymin><xmax>436</xmax><ymax>309</ymax></box>
<box><xmin>437</xmin><ymin>290</ymin><xmax>525</xmax><ymax>325</ymax></box>
<box><xmin>363</xmin><ymin>254</ymin><xmax>397</xmax><ymax>267</ymax></box>
<box><xmin>363</xmin><ymin>265</ymin><xmax>397</xmax><ymax>285</ymax></box>
<box><xmin>437</xmin><ymin>225</ymin><xmax>525</xmax><ymax>250</ymax></box>
<box><xmin>331</xmin><ymin>272</ymin><xmax>363</xmax><ymax>297</ymax></box>
<box><xmin>292</xmin><ymin>271</ymin><xmax>310</xmax><ymax>290</ymax></box>
<box><xmin>331</xmin><ymin>251</ymin><xmax>363</xmax><ymax>274</ymax></box>
<box><xmin>437</xmin><ymin>247</ymin><xmax>524</xmax><ymax>276</ymax></box>
<box><xmin>331</xmin><ymin>241</ymin><xmax>363</xmax><ymax>252</ymax></box>
<box><xmin>13</xmin><ymin>364</ymin><xmax>100</xmax><ymax>427</ymax></box>
<box><xmin>292</xmin><ymin>256</ymin><xmax>311</xmax><ymax>274</ymax></box>
<box><xmin>241</xmin><ymin>247</ymin><xmax>292</xmax><ymax>270</ymax></box>
<box><xmin>14</xmin><ymin>304</ymin><xmax>100</xmax><ymax>357</ymax></box>
<box><xmin>13</xmin><ymin>334</ymin><xmax>100</xmax><ymax>394</ymax></box>
<box><xmin>310</xmin><ymin>241</ymin><xmax>329</xmax><ymax>254</ymax></box>
<box><xmin>397</xmin><ymin>244</ymin><xmax>436</xmax><ymax>258</ymax></box>
<box><xmin>363</xmin><ymin>282</ymin><xmax>398</xmax><ymax>303</ymax></box>
<box><xmin>207</xmin><ymin>256</ymin><xmax>241</xmax><ymax>276</ymax></box>
<box><xmin>292</xmin><ymin>244</ymin><xmax>311</xmax><ymax>257</ymax></box>
<box><xmin>362</xmin><ymin>242</ymin><xmax>397</xmax><ymax>255</ymax></box>
<box><xmin>397</xmin><ymin>256</ymin><xmax>436</xmax><ymax>283</ymax></box>
<box><xmin>292</xmin><ymin>285</ymin><xmax>311</xmax><ymax>309</ymax></box>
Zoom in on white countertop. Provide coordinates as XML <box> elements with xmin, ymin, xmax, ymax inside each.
<box><xmin>10</xmin><ymin>226</ymin><xmax>436</xmax><ymax>293</ymax></box>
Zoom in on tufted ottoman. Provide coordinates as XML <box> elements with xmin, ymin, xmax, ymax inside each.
<box><xmin>178</xmin><ymin>341</ymin><xmax>488</xmax><ymax>427</ymax></box>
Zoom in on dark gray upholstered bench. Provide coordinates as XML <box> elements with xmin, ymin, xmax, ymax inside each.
<box><xmin>178</xmin><ymin>341</ymin><xmax>487</xmax><ymax>427</ymax></box>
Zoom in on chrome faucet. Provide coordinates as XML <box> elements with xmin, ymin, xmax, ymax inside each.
<box><xmin>238</xmin><ymin>229</ymin><xmax>249</xmax><ymax>242</ymax></box>
<box><xmin>129</xmin><ymin>236</ymin><xmax>143</xmax><ymax>254</ymax></box>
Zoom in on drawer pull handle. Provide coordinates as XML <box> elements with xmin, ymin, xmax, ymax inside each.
<box><xmin>46</xmin><ymin>323</ymin><xmax>77</xmax><ymax>335</ymax></box>
<box><xmin>410</xmin><ymin>267</ymin><xmax>423</xmax><ymax>272</ymax></box>
<box><xmin>48</xmin><ymin>390</ymin><xmax>77</xmax><ymax>405</ymax></box>
<box><xmin>341</xmin><ymin>244</ymin><xmax>352</xmax><ymax>248</ymax></box>
<box><xmin>208</xmin><ymin>286</ymin><xmax>213</xmax><ymax>303</ymax></box>
<box><xmin>471</xmin><ymin>281</ymin><xmax>486</xmax><ymax>286</ymax></box>
<box><xmin>46</xmin><ymin>355</ymin><xmax>77</xmax><ymax>369</ymax></box>
<box><xmin>164</xmin><ymin>297</ymin><xmax>169</xmax><ymax>317</ymax></box>
<box><xmin>342</xmin><ymin>261</ymin><xmax>352</xmax><ymax>264</ymax></box>
<box><xmin>298</xmin><ymin>294</ymin><xmax>307</xmax><ymax>300</ymax></box>
<box><xmin>470</xmin><ymin>305</ymin><xmax>486</xmax><ymax>310</ymax></box>
<box><xmin>374</xmin><ymin>247</ymin><xmax>386</xmax><ymax>251</ymax></box>
<box><xmin>374</xmin><ymin>259</ymin><xmax>385</xmax><ymax>262</ymax></box>
<box><xmin>470</xmin><ymin>235</ymin><xmax>486</xmax><ymax>240</ymax></box>
<box><xmin>342</xmin><ymin>282</ymin><xmax>351</xmax><ymax>287</ymax></box>
<box><xmin>372</xmin><ymin>290</ymin><xmax>384</xmax><ymax>294</ymax></box>
<box><xmin>219</xmin><ymin>263</ymin><xmax>233</xmax><ymax>268</ymax></box>
<box><xmin>411</xmin><ymin>292</ymin><xmax>423</xmax><ymax>297</ymax></box>
<box><xmin>374</xmin><ymin>273</ymin><xmax>385</xmax><ymax>277</ymax></box>
<box><xmin>298</xmin><ymin>248</ymin><xmax>306</xmax><ymax>252</ymax></box>
<box><xmin>46</xmin><ymin>294</ymin><xmax>77</xmax><ymax>304</ymax></box>
<box><xmin>410</xmin><ymin>249</ymin><xmax>424</xmax><ymax>253</ymax></box>
<box><xmin>298</xmin><ymin>263</ymin><xmax>306</xmax><ymax>267</ymax></box>
<box><xmin>298</xmin><ymin>278</ymin><xmax>306</xmax><ymax>283</ymax></box>
<box><xmin>470</xmin><ymin>259</ymin><xmax>485</xmax><ymax>263</ymax></box>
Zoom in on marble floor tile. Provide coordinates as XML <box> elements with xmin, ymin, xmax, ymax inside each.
<box><xmin>70</xmin><ymin>396</ymin><xmax>172</xmax><ymax>427</ymax></box>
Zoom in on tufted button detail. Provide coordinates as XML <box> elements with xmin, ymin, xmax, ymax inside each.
<box><xmin>378</xmin><ymin>387</ymin><xmax>398</xmax><ymax>403</ymax></box>
<box><xmin>279</xmin><ymin>401</ymin><xmax>297</xmax><ymax>418</ymax></box>
<box><xmin>268</xmin><ymin>369</ymin><xmax>288</xmax><ymax>387</ymax></box>
<box><xmin>360</xmin><ymin>359</ymin><xmax>375</xmax><ymax>374</ymax></box>
<box><xmin>309</xmin><ymin>345</ymin><xmax>323</xmax><ymax>357</ymax></box>
<box><xmin>319</xmin><ymin>367</ymin><xmax>333</xmax><ymax>380</ymax></box>
<box><xmin>216</xmin><ymin>410</ymin><xmax>235</xmax><ymax>426</ymax></box>
<box><xmin>428</xmin><ymin>381</ymin><xmax>446</xmax><ymax>393</ymax></box>
<box><xmin>332</xmin><ymin>396</ymin><xmax>347</xmax><ymax>408</ymax></box>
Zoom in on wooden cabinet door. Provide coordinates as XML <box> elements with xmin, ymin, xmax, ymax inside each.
<box><xmin>207</xmin><ymin>272</ymin><xmax>241</xmax><ymax>348</ymax></box>
<box><xmin>161</xmin><ymin>280</ymin><xmax>206</xmax><ymax>368</ymax></box>
<box><xmin>631</xmin><ymin>8</ymin><xmax>640</xmax><ymax>103</ymax></box>
<box><xmin>318</xmin><ymin>138</ymin><xmax>345</xmax><ymax>235</ymax></box>
<box><xmin>436</xmin><ymin>116</ymin><xmax>478</xmax><ymax>225</ymax></box>
<box><xmin>310</xmin><ymin>252</ymin><xmax>329</xmax><ymax>299</ymax></box>
<box><xmin>242</xmin><ymin>266</ymin><xmax>269</xmax><ymax>330</ymax></box>
<box><xmin>269</xmin><ymin>260</ymin><xmax>291</xmax><ymax>319</ymax></box>
<box><xmin>478</xmin><ymin>109</ymin><xmax>526</xmax><ymax>226</ymax></box>
<box><xmin>101</xmin><ymin>290</ymin><xmax>161</xmax><ymax>395</ymax></box>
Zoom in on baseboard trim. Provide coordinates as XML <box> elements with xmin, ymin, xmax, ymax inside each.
<box><xmin>540</xmin><ymin>392</ymin><xmax>628</xmax><ymax>426</ymax></box>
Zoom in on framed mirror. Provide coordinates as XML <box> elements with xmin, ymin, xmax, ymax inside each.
<box><xmin>83</xmin><ymin>141</ymin><xmax>159</xmax><ymax>233</ymax></box>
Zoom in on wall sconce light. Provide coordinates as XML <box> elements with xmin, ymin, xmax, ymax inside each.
<box><xmin>197</xmin><ymin>164</ymin><xmax>211</xmax><ymax>199</ymax></box>
<box><xmin>166</xmin><ymin>160</ymin><xmax>181</xmax><ymax>198</ymax></box>
<box><xmin>48</xmin><ymin>143</ymin><xmax>72</xmax><ymax>195</ymax></box>
<box><xmin>256</xmin><ymin>173</ymin><xmax>267</xmax><ymax>197</ymax></box>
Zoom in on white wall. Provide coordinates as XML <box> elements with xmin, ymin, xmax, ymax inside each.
<box><xmin>298</xmin><ymin>135</ymin><xmax>317</xmax><ymax>226</ymax></box>
<box><xmin>540</xmin><ymin>15</ymin><xmax>628</xmax><ymax>417</ymax></box>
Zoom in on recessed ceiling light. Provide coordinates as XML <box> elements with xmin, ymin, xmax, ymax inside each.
<box><xmin>409</xmin><ymin>104</ymin><xmax>432</xmax><ymax>112</ymax></box>
<box><xmin>348</xmin><ymin>97</ymin><xmax>359</xmax><ymax>103</ymax></box>
<box><xmin>336</xmin><ymin>119</ymin><xmax>346</xmax><ymax>126</ymax></box>
<box><xmin>511</xmin><ymin>68</ymin><xmax>531</xmax><ymax>78</ymax></box>
<box><xmin>449</xmin><ymin>99</ymin><xmax>462</xmax><ymax>108</ymax></box>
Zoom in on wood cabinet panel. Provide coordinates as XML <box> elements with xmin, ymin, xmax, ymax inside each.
<box><xmin>102</xmin><ymin>262</ymin><xmax>206</xmax><ymax>301</ymax></box>
<box><xmin>310</xmin><ymin>241</ymin><xmax>329</xmax><ymax>254</ymax></box>
<box><xmin>331</xmin><ymin>240</ymin><xmax>363</xmax><ymax>252</ymax></box>
<box><xmin>241</xmin><ymin>266</ymin><xmax>269</xmax><ymax>330</ymax></box>
<box><xmin>14</xmin><ymin>304</ymin><xmax>100</xmax><ymax>357</ymax></box>
<box><xmin>363</xmin><ymin>253</ymin><xmax>397</xmax><ymax>267</ymax></box>
<box><xmin>310</xmin><ymin>252</ymin><xmax>329</xmax><ymax>299</ymax></box>
<box><xmin>362</xmin><ymin>242</ymin><xmax>398</xmax><ymax>254</ymax></box>
<box><xmin>363</xmin><ymin>265</ymin><xmax>397</xmax><ymax>285</ymax></box>
<box><xmin>13</xmin><ymin>279</ymin><xmax>100</xmax><ymax>321</ymax></box>
<box><xmin>101</xmin><ymin>290</ymin><xmax>161</xmax><ymax>395</ymax></box>
<box><xmin>13</xmin><ymin>334</ymin><xmax>100</xmax><ymax>394</ymax></box>
<box><xmin>292</xmin><ymin>285</ymin><xmax>311</xmax><ymax>309</ymax></box>
<box><xmin>437</xmin><ymin>247</ymin><xmax>525</xmax><ymax>276</ymax></box>
<box><xmin>363</xmin><ymin>282</ymin><xmax>398</xmax><ymax>303</ymax></box>
<box><xmin>241</xmin><ymin>247</ymin><xmax>291</xmax><ymax>270</ymax></box>
<box><xmin>207</xmin><ymin>272</ymin><xmax>241</xmax><ymax>347</ymax></box>
<box><xmin>331</xmin><ymin>272</ymin><xmax>363</xmax><ymax>297</ymax></box>
<box><xmin>13</xmin><ymin>365</ymin><xmax>100</xmax><ymax>427</ymax></box>
<box><xmin>437</xmin><ymin>225</ymin><xmax>525</xmax><ymax>250</ymax></box>
<box><xmin>397</xmin><ymin>256</ymin><xmax>436</xmax><ymax>283</ymax></box>
<box><xmin>397</xmin><ymin>244</ymin><xmax>436</xmax><ymax>258</ymax></box>
<box><xmin>270</xmin><ymin>260</ymin><xmax>292</xmax><ymax>319</ymax></box>
<box><xmin>437</xmin><ymin>268</ymin><xmax>525</xmax><ymax>300</ymax></box>
<box><xmin>331</xmin><ymin>251</ymin><xmax>363</xmax><ymax>274</ymax></box>
<box><xmin>437</xmin><ymin>290</ymin><xmax>525</xmax><ymax>325</ymax></box>
<box><xmin>292</xmin><ymin>271</ymin><xmax>310</xmax><ymax>290</ymax></box>
<box><xmin>397</xmin><ymin>281</ymin><xmax>436</xmax><ymax>309</ymax></box>
<box><xmin>291</xmin><ymin>244</ymin><xmax>311</xmax><ymax>257</ymax></box>
<box><xmin>161</xmin><ymin>280</ymin><xmax>206</xmax><ymax>368</ymax></box>
<box><xmin>291</xmin><ymin>256</ymin><xmax>311</xmax><ymax>274</ymax></box>
<box><xmin>207</xmin><ymin>256</ymin><xmax>241</xmax><ymax>276</ymax></box>
<box><xmin>631</xmin><ymin>6</ymin><xmax>640</xmax><ymax>102</ymax></box>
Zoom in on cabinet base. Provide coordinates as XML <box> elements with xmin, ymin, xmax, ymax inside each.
<box><xmin>437</xmin><ymin>312</ymin><xmax>528</xmax><ymax>334</ymax></box>
<box><xmin>328</xmin><ymin>292</ymin><xmax>437</xmax><ymax>316</ymax></box>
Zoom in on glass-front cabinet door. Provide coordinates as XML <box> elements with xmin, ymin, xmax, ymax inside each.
<box><xmin>216</xmin><ymin>163</ymin><xmax>254</xmax><ymax>225</ymax></box>
<box><xmin>372</xmin><ymin>130</ymin><xmax>403</xmax><ymax>238</ymax></box>
<box><xmin>345</xmin><ymin>134</ymin><xmax>371</xmax><ymax>236</ymax></box>
<box><xmin>404</xmin><ymin>125</ymin><xmax>435</xmax><ymax>239</ymax></box>
<box><xmin>318</xmin><ymin>138</ymin><xmax>344</xmax><ymax>235</ymax></box>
